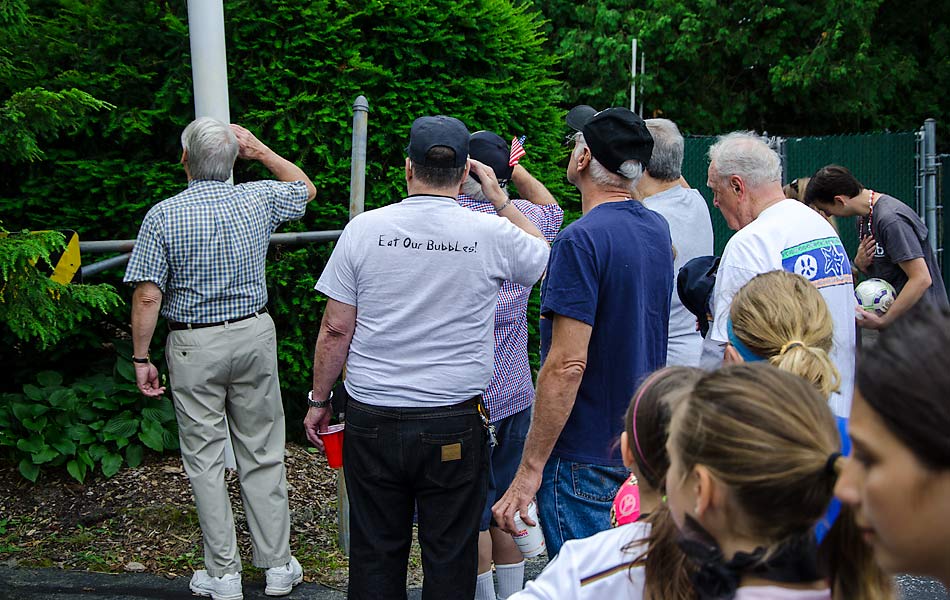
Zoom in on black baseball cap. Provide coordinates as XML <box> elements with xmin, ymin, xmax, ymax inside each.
<box><xmin>468</xmin><ymin>130</ymin><xmax>513</xmax><ymax>184</ymax></box>
<box><xmin>677</xmin><ymin>255</ymin><xmax>720</xmax><ymax>338</ymax></box>
<box><xmin>566</xmin><ymin>105</ymin><xmax>654</xmax><ymax>175</ymax></box>
<box><xmin>406</xmin><ymin>115</ymin><xmax>469</xmax><ymax>168</ymax></box>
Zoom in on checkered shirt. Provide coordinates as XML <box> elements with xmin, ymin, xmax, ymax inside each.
<box><xmin>457</xmin><ymin>194</ymin><xmax>563</xmax><ymax>422</ymax></box>
<box><xmin>124</xmin><ymin>179</ymin><xmax>309</xmax><ymax>323</ymax></box>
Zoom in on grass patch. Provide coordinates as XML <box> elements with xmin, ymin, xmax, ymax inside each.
<box><xmin>71</xmin><ymin>549</ymin><xmax>123</xmax><ymax>571</ymax></box>
<box><xmin>122</xmin><ymin>504</ymin><xmax>200</xmax><ymax>531</ymax></box>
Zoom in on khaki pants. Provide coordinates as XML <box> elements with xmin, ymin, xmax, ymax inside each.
<box><xmin>167</xmin><ymin>312</ymin><xmax>291</xmax><ymax>576</ymax></box>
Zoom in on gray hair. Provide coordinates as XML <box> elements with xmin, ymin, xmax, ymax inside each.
<box><xmin>573</xmin><ymin>132</ymin><xmax>644</xmax><ymax>192</ymax></box>
<box><xmin>708</xmin><ymin>131</ymin><xmax>781</xmax><ymax>187</ymax></box>
<box><xmin>645</xmin><ymin>118</ymin><xmax>684</xmax><ymax>181</ymax></box>
<box><xmin>460</xmin><ymin>175</ymin><xmax>508</xmax><ymax>202</ymax></box>
<box><xmin>180</xmin><ymin>117</ymin><xmax>238</xmax><ymax>182</ymax></box>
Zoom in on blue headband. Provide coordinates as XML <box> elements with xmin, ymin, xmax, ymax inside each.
<box><xmin>727</xmin><ymin>318</ymin><xmax>766</xmax><ymax>362</ymax></box>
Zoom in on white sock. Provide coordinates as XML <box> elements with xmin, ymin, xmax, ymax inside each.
<box><xmin>475</xmin><ymin>569</ymin><xmax>496</xmax><ymax>600</ymax></box>
<box><xmin>495</xmin><ymin>561</ymin><xmax>525</xmax><ymax>599</ymax></box>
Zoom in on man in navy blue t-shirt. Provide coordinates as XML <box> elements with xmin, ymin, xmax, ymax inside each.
<box><xmin>494</xmin><ymin>106</ymin><xmax>673</xmax><ymax>555</ymax></box>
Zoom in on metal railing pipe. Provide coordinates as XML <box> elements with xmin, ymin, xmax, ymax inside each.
<box><xmin>79</xmin><ymin>230</ymin><xmax>343</xmax><ymax>255</ymax></box>
<box><xmin>80</xmin><ymin>239</ymin><xmax>136</xmax><ymax>253</ymax></box>
<box><xmin>78</xmin><ymin>230</ymin><xmax>344</xmax><ymax>276</ymax></box>
<box><xmin>80</xmin><ymin>253</ymin><xmax>132</xmax><ymax>278</ymax></box>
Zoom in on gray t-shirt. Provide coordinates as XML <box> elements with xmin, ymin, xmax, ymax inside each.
<box><xmin>643</xmin><ymin>186</ymin><xmax>715</xmax><ymax>367</ymax></box>
<box><xmin>316</xmin><ymin>194</ymin><xmax>550</xmax><ymax>407</ymax></box>
<box><xmin>868</xmin><ymin>195</ymin><xmax>949</xmax><ymax>308</ymax></box>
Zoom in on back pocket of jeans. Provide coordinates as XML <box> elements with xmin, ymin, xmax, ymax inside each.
<box><xmin>570</xmin><ymin>463</ymin><xmax>624</xmax><ymax>502</ymax></box>
<box><xmin>344</xmin><ymin>422</ymin><xmax>382</xmax><ymax>479</ymax></box>
<box><xmin>420</xmin><ymin>428</ymin><xmax>475</xmax><ymax>488</ymax></box>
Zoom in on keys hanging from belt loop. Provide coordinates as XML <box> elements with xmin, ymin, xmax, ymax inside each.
<box><xmin>477</xmin><ymin>402</ymin><xmax>498</xmax><ymax>448</ymax></box>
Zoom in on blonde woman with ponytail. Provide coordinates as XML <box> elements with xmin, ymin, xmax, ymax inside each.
<box><xmin>666</xmin><ymin>364</ymin><xmax>892</xmax><ymax>600</ymax></box>
<box><xmin>722</xmin><ymin>270</ymin><xmax>892</xmax><ymax>598</ymax></box>
<box><xmin>724</xmin><ymin>270</ymin><xmax>840</xmax><ymax>398</ymax></box>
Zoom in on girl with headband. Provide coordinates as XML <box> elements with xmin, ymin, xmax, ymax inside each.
<box><xmin>723</xmin><ymin>268</ymin><xmax>890</xmax><ymax>591</ymax></box>
<box><xmin>510</xmin><ymin>366</ymin><xmax>703</xmax><ymax>599</ymax></box>
<box><xmin>835</xmin><ymin>304</ymin><xmax>950</xmax><ymax>585</ymax></box>
<box><xmin>666</xmin><ymin>364</ymin><xmax>892</xmax><ymax>600</ymax></box>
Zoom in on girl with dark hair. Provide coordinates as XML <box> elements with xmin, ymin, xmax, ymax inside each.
<box><xmin>510</xmin><ymin>367</ymin><xmax>702</xmax><ymax>599</ymax></box>
<box><xmin>835</xmin><ymin>304</ymin><xmax>950</xmax><ymax>584</ymax></box>
<box><xmin>666</xmin><ymin>364</ymin><xmax>892</xmax><ymax>600</ymax></box>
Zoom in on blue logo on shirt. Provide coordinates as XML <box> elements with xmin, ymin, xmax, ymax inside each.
<box><xmin>781</xmin><ymin>237</ymin><xmax>852</xmax><ymax>288</ymax></box>
<box><xmin>821</xmin><ymin>243</ymin><xmax>846</xmax><ymax>277</ymax></box>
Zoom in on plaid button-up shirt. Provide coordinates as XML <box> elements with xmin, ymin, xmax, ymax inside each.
<box><xmin>457</xmin><ymin>194</ymin><xmax>563</xmax><ymax>422</ymax></box>
<box><xmin>125</xmin><ymin>179</ymin><xmax>309</xmax><ymax>323</ymax></box>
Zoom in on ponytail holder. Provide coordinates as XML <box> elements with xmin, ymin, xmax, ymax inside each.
<box><xmin>779</xmin><ymin>340</ymin><xmax>806</xmax><ymax>356</ymax></box>
<box><xmin>825</xmin><ymin>452</ymin><xmax>842</xmax><ymax>477</ymax></box>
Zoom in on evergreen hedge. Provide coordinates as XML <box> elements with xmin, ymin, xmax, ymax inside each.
<box><xmin>0</xmin><ymin>1</ymin><xmax>576</xmax><ymax>439</ymax></box>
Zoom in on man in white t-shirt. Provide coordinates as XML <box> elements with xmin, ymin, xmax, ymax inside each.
<box><xmin>303</xmin><ymin>115</ymin><xmax>550</xmax><ymax>600</ymax></box>
<box><xmin>699</xmin><ymin>132</ymin><xmax>856</xmax><ymax>417</ymax></box>
<box><xmin>639</xmin><ymin>118</ymin><xmax>714</xmax><ymax>367</ymax></box>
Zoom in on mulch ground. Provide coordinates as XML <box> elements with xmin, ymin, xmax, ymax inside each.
<box><xmin>0</xmin><ymin>443</ymin><xmax>424</xmax><ymax>590</ymax></box>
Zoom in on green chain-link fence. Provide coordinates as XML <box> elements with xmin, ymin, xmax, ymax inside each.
<box><xmin>682</xmin><ymin>131</ymin><xmax>920</xmax><ymax>263</ymax></box>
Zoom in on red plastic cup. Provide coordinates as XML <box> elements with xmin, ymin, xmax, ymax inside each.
<box><xmin>318</xmin><ymin>424</ymin><xmax>345</xmax><ymax>469</ymax></box>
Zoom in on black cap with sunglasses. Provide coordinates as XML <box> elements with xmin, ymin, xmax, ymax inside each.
<box><xmin>468</xmin><ymin>130</ymin><xmax>514</xmax><ymax>186</ymax></box>
<box><xmin>566</xmin><ymin>105</ymin><xmax>654</xmax><ymax>175</ymax></box>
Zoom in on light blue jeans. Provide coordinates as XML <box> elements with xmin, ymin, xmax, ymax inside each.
<box><xmin>536</xmin><ymin>457</ymin><xmax>628</xmax><ymax>557</ymax></box>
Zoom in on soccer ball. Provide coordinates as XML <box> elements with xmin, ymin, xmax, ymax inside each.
<box><xmin>855</xmin><ymin>278</ymin><xmax>897</xmax><ymax>315</ymax></box>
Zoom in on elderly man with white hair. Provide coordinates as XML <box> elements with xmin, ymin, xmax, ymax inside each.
<box><xmin>494</xmin><ymin>106</ymin><xmax>673</xmax><ymax>556</ymax></box>
<box><xmin>700</xmin><ymin>132</ymin><xmax>856</xmax><ymax>418</ymax></box>
<box><xmin>125</xmin><ymin>117</ymin><xmax>316</xmax><ymax>600</ymax></box>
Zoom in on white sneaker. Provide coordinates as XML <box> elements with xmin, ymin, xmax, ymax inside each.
<box><xmin>189</xmin><ymin>570</ymin><xmax>243</xmax><ymax>600</ymax></box>
<box><xmin>265</xmin><ymin>556</ymin><xmax>303</xmax><ymax>596</ymax></box>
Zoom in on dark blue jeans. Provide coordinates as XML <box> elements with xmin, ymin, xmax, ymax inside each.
<box><xmin>343</xmin><ymin>397</ymin><xmax>488</xmax><ymax>600</ymax></box>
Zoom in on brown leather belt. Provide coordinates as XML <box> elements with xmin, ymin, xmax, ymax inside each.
<box><xmin>168</xmin><ymin>307</ymin><xmax>267</xmax><ymax>331</ymax></box>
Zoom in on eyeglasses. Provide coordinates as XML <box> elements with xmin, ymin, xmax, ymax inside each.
<box><xmin>564</xmin><ymin>131</ymin><xmax>582</xmax><ymax>146</ymax></box>
<box><xmin>789</xmin><ymin>178</ymin><xmax>800</xmax><ymax>193</ymax></box>
<box><xmin>498</xmin><ymin>179</ymin><xmax>509</xmax><ymax>189</ymax></box>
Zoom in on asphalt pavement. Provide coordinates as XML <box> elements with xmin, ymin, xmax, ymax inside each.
<box><xmin>0</xmin><ymin>565</ymin><xmax>346</xmax><ymax>599</ymax></box>
<box><xmin>0</xmin><ymin>559</ymin><xmax>547</xmax><ymax>599</ymax></box>
<box><xmin>0</xmin><ymin>564</ymin><xmax>946</xmax><ymax>599</ymax></box>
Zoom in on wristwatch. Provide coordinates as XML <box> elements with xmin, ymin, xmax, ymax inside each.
<box><xmin>307</xmin><ymin>390</ymin><xmax>332</xmax><ymax>409</ymax></box>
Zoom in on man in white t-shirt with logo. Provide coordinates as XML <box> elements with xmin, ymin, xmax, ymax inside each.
<box><xmin>699</xmin><ymin>132</ymin><xmax>855</xmax><ymax>418</ymax></box>
<box><xmin>303</xmin><ymin>115</ymin><xmax>550</xmax><ymax>600</ymax></box>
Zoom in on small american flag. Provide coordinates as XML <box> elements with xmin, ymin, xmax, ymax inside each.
<box><xmin>509</xmin><ymin>135</ymin><xmax>527</xmax><ymax>166</ymax></box>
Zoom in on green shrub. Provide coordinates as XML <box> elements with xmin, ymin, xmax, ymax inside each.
<box><xmin>0</xmin><ymin>0</ymin><xmax>575</xmax><ymax>423</ymax></box>
<box><xmin>0</xmin><ymin>355</ymin><xmax>179</xmax><ymax>483</ymax></box>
